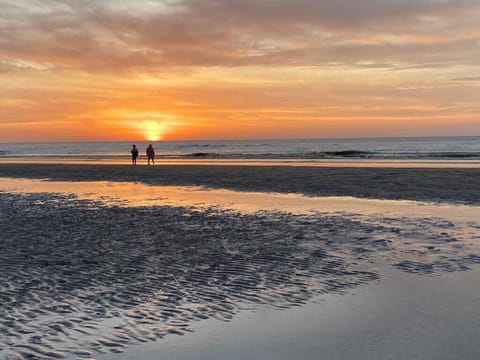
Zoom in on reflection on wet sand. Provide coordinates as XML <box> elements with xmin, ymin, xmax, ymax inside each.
<box><xmin>1</xmin><ymin>178</ymin><xmax>479</xmax><ymax>223</ymax></box>
<box><xmin>0</xmin><ymin>178</ymin><xmax>479</xmax><ymax>359</ymax></box>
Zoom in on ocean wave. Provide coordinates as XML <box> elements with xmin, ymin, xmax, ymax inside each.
<box><xmin>177</xmin><ymin>151</ymin><xmax>375</xmax><ymax>159</ymax></box>
<box><xmin>175</xmin><ymin>150</ymin><xmax>480</xmax><ymax>160</ymax></box>
<box><xmin>174</xmin><ymin>143</ymin><xmax>227</xmax><ymax>149</ymax></box>
<box><xmin>379</xmin><ymin>152</ymin><xmax>480</xmax><ymax>159</ymax></box>
<box><xmin>313</xmin><ymin>150</ymin><xmax>373</xmax><ymax>158</ymax></box>
<box><xmin>1</xmin><ymin>147</ymin><xmax>479</xmax><ymax>161</ymax></box>
<box><xmin>425</xmin><ymin>152</ymin><xmax>480</xmax><ymax>159</ymax></box>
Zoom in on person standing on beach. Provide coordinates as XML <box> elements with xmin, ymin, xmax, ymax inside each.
<box><xmin>131</xmin><ymin>144</ymin><xmax>139</xmax><ymax>165</ymax></box>
<box><xmin>146</xmin><ymin>144</ymin><xmax>155</xmax><ymax>165</ymax></box>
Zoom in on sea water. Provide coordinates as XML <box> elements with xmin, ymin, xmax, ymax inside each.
<box><xmin>0</xmin><ymin>136</ymin><xmax>479</xmax><ymax>163</ymax></box>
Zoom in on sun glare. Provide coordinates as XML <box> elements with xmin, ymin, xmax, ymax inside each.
<box><xmin>143</xmin><ymin>121</ymin><xmax>165</xmax><ymax>141</ymax></box>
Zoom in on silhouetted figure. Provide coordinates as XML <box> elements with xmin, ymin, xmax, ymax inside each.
<box><xmin>131</xmin><ymin>144</ymin><xmax>139</xmax><ymax>165</ymax></box>
<box><xmin>146</xmin><ymin>144</ymin><xmax>155</xmax><ymax>165</ymax></box>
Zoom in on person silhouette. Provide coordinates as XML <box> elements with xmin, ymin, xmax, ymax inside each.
<box><xmin>131</xmin><ymin>144</ymin><xmax>139</xmax><ymax>165</ymax></box>
<box><xmin>146</xmin><ymin>144</ymin><xmax>155</xmax><ymax>165</ymax></box>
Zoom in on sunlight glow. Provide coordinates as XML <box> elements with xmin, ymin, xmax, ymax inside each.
<box><xmin>107</xmin><ymin>110</ymin><xmax>180</xmax><ymax>141</ymax></box>
<box><xmin>144</xmin><ymin>121</ymin><xmax>164</xmax><ymax>141</ymax></box>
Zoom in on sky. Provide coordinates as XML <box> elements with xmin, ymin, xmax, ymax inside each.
<box><xmin>1</xmin><ymin>0</ymin><xmax>480</xmax><ymax>142</ymax></box>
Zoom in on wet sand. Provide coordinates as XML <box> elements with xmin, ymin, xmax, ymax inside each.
<box><xmin>0</xmin><ymin>163</ymin><xmax>480</xmax><ymax>359</ymax></box>
<box><xmin>1</xmin><ymin>163</ymin><xmax>480</xmax><ymax>203</ymax></box>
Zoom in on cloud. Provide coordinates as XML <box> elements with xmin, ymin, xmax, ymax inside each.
<box><xmin>0</xmin><ymin>0</ymin><xmax>480</xmax><ymax>72</ymax></box>
<box><xmin>450</xmin><ymin>76</ymin><xmax>480</xmax><ymax>82</ymax></box>
<box><xmin>184</xmin><ymin>0</ymin><xmax>480</xmax><ymax>29</ymax></box>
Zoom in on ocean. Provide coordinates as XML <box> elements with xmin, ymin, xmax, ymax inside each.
<box><xmin>0</xmin><ymin>136</ymin><xmax>479</xmax><ymax>163</ymax></box>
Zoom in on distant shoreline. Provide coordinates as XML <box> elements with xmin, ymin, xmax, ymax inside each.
<box><xmin>1</xmin><ymin>163</ymin><xmax>479</xmax><ymax>204</ymax></box>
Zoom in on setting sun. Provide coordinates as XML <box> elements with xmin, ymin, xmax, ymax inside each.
<box><xmin>143</xmin><ymin>121</ymin><xmax>164</xmax><ymax>141</ymax></box>
<box><xmin>110</xmin><ymin>110</ymin><xmax>180</xmax><ymax>142</ymax></box>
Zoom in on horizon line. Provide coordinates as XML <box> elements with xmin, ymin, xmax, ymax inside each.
<box><xmin>1</xmin><ymin>134</ymin><xmax>480</xmax><ymax>144</ymax></box>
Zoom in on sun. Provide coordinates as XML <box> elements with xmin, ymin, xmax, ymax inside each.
<box><xmin>143</xmin><ymin>121</ymin><xmax>164</xmax><ymax>141</ymax></box>
<box><xmin>118</xmin><ymin>111</ymin><xmax>177</xmax><ymax>141</ymax></box>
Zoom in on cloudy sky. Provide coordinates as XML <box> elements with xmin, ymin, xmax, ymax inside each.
<box><xmin>1</xmin><ymin>0</ymin><xmax>480</xmax><ymax>141</ymax></box>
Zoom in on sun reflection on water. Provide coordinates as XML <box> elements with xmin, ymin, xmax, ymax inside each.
<box><xmin>0</xmin><ymin>178</ymin><xmax>478</xmax><ymax>223</ymax></box>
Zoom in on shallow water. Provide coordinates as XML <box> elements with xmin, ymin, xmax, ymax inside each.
<box><xmin>1</xmin><ymin>178</ymin><xmax>479</xmax><ymax>359</ymax></box>
<box><xmin>1</xmin><ymin>177</ymin><xmax>479</xmax><ymax>223</ymax></box>
<box><xmin>97</xmin><ymin>268</ymin><xmax>480</xmax><ymax>360</ymax></box>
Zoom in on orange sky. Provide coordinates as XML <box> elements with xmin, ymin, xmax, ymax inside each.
<box><xmin>1</xmin><ymin>0</ymin><xmax>480</xmax><ymax>142</ymax></box>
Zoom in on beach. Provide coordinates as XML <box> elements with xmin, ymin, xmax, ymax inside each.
<box><xmin>1</xmin><ymin>163</ymin><xmax>480</xmax><ymax>359</ymax></box>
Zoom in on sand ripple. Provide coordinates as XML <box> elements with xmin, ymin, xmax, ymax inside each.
<box><xmin>0</xmin><ymin>191</ymin><xmax>478</xmax><ymax>358</ymax></box>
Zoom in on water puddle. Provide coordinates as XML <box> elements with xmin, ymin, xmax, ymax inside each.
<box><xmin>0</xmin><ymin>177</ymin><xmax>478</xmax><ymax>224</ymax></box>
